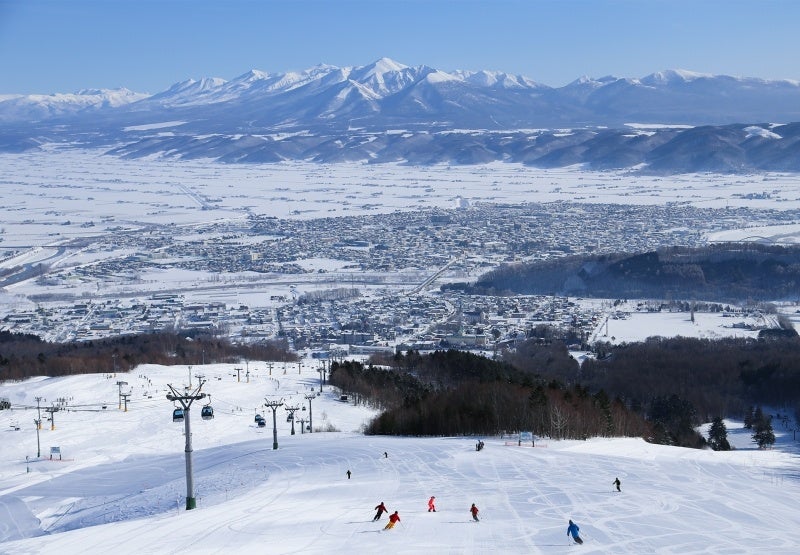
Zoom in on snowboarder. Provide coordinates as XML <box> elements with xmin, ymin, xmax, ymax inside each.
<box><xmin>567</xmin><ymin>519</ymin><xmax>583</xmax><ymax>544</ymax></box>
<box><xmin>470</xmin><ymin>503</ymin><xmax>479</xmax><ymax>522</ymax></box>
<box><xmin>428</xmin><ymin>496</ymin><xmax>436</xmax><ymax>512</ymax></box>
<box><xmin>613</xmin><ymin>477</ymin><xmax>621</xmax><ymax>492</ymax></box>
<box><xmin>384</xmin><ymin>510</ymin><xmax>401</xmax><ymax>530</ymax></box>
<box><xmin>346</xmin><ymin>469</ymin><xmax>351</xmax><ymax>479</ymax></box>
<box><xmin>373</xmin><ymin>501</ymin><xmax>387</xmax><ymax>521</ymax></box>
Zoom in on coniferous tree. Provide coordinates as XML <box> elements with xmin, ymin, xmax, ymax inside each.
<box><xmin>752</xmin><ymin>407</ymin><xmax>776</xmax><ymax>449</ymax></box>
<box><xmin>743</xmin><ymin>406</ymin><xmax>755</xmax><ymax>429</ymax></box>
<box><xmin>753</xmin><ymin>406</ymin><xmax>764</xmax><ymax>429</ymax></box>
<box><xmin>707</xmin><ymin>416</ymin><xmax>731</xmax><ymax>451</ymax></box>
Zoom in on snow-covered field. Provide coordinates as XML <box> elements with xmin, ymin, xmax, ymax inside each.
<box><xmin>2</xmin><ymin>360</ymin><xmax>799</xmax><ymax>554</ymax></box>
<box><xmin>2</xmin><ymin>148</ymin><xmax>800</xmax><ymax>257</ymax></box>
<box><xmin>586</xmin><ymin>304</ymin><xmax>777</xmax><ymax>345</ymax></box>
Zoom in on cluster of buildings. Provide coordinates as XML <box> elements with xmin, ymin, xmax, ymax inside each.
<box><xmin>1</xmin><ymin>200</ymin><xmax>792</xmax><ymax>352</ymax></box>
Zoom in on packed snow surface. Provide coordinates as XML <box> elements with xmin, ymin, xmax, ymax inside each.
<box><xmin>2</xmin><ymin>361</ymin><xmax>799</xmax><ymax>554</ymax></box>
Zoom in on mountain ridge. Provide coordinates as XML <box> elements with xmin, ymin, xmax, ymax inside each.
<box><xmin>2</xmin><ymin>58</ymin><xmax>800</xmax><ymax>173</ymax></box>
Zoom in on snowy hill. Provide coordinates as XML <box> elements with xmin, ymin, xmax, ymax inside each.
<box><xmin>2</xmin><ymin>361</ymin><xmax>800</xmax><ymax>554</ymax></box>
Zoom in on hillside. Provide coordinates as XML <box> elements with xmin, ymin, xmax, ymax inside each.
<box><xmin>466</xmin><ymin>243</ymin><xmax>800</xmax><ymax>302</ymax></box>
<box><xmin>1</xmin><ymin>361</ymin><xmax>800</xmax><ymax>554</ymax></box>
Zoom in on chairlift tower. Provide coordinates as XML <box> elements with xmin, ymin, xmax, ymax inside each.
<box><xmin>317</xmin><ymin>360</ymin><xmax>327</xmax><ymax>391</ymax></box>
<box><xmin>284</xmin><ymin>404</ymin><xmax>300</xmax><ymax>435</ymax></box>
<box><xmin>264</xmin><ymin>398</ymin><xmax>284</xmax><ymax>449</ymax></box>
<box><xmin>44</xmin><ymin>406</ymin><xmax>59</xmax><ymax>431</ymax></box>
<box><xmin>33</xmin><ymin>418</ymin><xmax>41</xmax><ymax>457</ymax></box>
<box><xmin>304</xmin><ymin>393</ymin><xmax>316</xmax><ymax>433</ymax></box>
<box><xmin>116</xmin><ymin>381</ymin><xmax>128</xmax><ymax>410</ymax></box>
<box><xmin>35</xmin><ymin>396</ymin><xmax>43</xmax><ymax>429</ymax></box>
<box><xmin>166</xmin><ymin>380</ymin><xmax>207</xmax><ymax>510</ymax></box>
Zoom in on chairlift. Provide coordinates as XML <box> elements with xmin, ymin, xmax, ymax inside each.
<box><xmin>254</xmin><ymin>413</ymin><xmax>263</xmax><ymax>422</ymax></box>
<box><xmin>257</xmin><ymin>418</ymin><xmax>266</xmax><ymax>428</ymax></box>
<box><xmin>173</xmin><ymin>408</ymin><xmax>185</xmax><ymax>423</ymax></box>
<box><xmin>201</xmin><ymin>405</ymin><xmax>214</xmax><ymax>420</ymax></box>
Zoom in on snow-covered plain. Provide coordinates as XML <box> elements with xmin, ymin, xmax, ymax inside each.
<box><xmin>2</xmin><ymin>148</ymin><xmax>800</xmax><ymax>257</ymax></box>
<box><xmin>2</xmin><ymin>361</ymin><xmax>800</xmax><ymax>554</ymax></box>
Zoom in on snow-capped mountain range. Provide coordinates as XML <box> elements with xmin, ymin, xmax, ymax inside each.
<box><xmin>2</xmin><ymin>58</ymin><xmax>800</xmax><ymax>172</ymax></box>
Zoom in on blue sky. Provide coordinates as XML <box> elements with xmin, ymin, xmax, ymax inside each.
<box><xmin>0</xmin><ymin>0</ymin><xmax>797</xmax><ymax>94</ymax></box>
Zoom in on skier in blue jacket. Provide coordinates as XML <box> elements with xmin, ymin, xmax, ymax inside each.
<box><xmin>567</xmin><ymin>519</ymin><xmax>583</xmax><ymax>544</ymax></box>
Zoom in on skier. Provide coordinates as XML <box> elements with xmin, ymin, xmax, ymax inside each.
<box><xmin>384</xmin><ymin>510</ymin><xmax>401</xmax><ymax>530</ymax></box>
<box><xmin>373</xmin><ymin>501</ymin><xmax>387</xmax><ymax>521</ymax></box>
<box><xmin>428</xmin><ymin>496</ymin><xmax>436</xmax><ymax>512</ymax></box>
<box><xmin>567</xmin><ymin>519</ymin><xmax>583</xmax><ymax>544</ymax></box>
<box><xmin>346</xmin><ymin>469</ymin><xmax>351</xmax><ymax>479</ymax></box>
<box><xmin>613</xmin><ymin>477</ymin><xmax>621</xmax><ymax>492</ymax></box>
<box><xmin>384</xmin><ymin>451</ymin><xmax>388</xmax><ymax>458</ymax></box>
<box><xmin>470</xmin><ymin>503</ymin><xmax>479</xmax><ymax>522</ymax></box>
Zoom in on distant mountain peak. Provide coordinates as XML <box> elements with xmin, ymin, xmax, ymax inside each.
<box><xmin>237</xmin><ymin>69</ymin><xmax>271</xmax><ymax>82</ymax></box>
<box><xmin>366</xmin><ymin>57</ymin><xmax>408</xmax><ymax>73</ymax></box>
<box><xmin>641</xmin><ymin>69</ymin><xmax>713</xmax><ymax>85</ymax></box>
<box><xmin>567</xmin><ymin>74</ymin><xmax>621</xmax><ymax>88</ymax></box>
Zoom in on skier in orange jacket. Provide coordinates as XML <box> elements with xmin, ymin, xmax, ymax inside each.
<box><xmin>384</xmin><ymin>511</ymin><xmax>401</xmax><ymax>530</ymax></box>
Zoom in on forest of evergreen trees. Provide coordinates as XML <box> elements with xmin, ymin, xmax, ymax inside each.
<box><xmin>460</xmin><ymin>243</ymin><xmax>800</xmax><ymax>302</ymax></box>
<box><xmin>503</xmin><ymin>334</ymin><xmax>800</xmax><ymax>447</ymax></box>
<box><xmin>328</xmin><ymin>333</ymin><xmax>800</xmax><ymax>448</ymax></box>
<box><xmin>330</xmin><ymin>350</ymin><xmax>650</xmax><ymax>441</ymax></box>
<box><xmin>0</xmin><ymin>330</ymin><xmax>297</xmax><ymax>381</ymax></box>
<box><xmin>527</xmin><ymin>336</ymin><xmax>800</xmax><ymax>420</ymax></box>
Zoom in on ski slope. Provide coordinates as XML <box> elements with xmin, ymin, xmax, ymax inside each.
<box><xmin>1</xmin><ymin>361</ymin><xmax>799</xmax><ymax>554</ymax></box>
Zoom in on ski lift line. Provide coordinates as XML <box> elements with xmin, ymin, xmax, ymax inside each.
<box><xmin>197</xmin><ymin>395</ymin><xmax>247</xmax><ymax>408</ymax></box>
<box><xmin>54</xmin><ymin>407</ymin><xmax>114</xmax><ymax>413</ymax></box>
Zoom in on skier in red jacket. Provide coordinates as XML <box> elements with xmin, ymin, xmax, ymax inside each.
<box><xmin>428</xmin><ymin>496</ymin><xmax>436</xmax><ymax>512</ymax></box>
<box><xmin>384</xmin><ymin>511</ymin><xmax>401</xmax><ymax>530</ymax></box>
<box><xmin>470</xmin><ymin>503</ymin><xmax>479</xmax><ymax>522</ymax></box>
<box><xmin>373</xmin><ymin>501</ymin><xmax>387</xmax><ymax>521</ymax></box>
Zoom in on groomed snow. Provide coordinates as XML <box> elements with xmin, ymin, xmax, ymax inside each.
<box><xmin>2</xmin><ymin>360</ymin><xmax>799</xmax><ymax>554</ymax></box>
